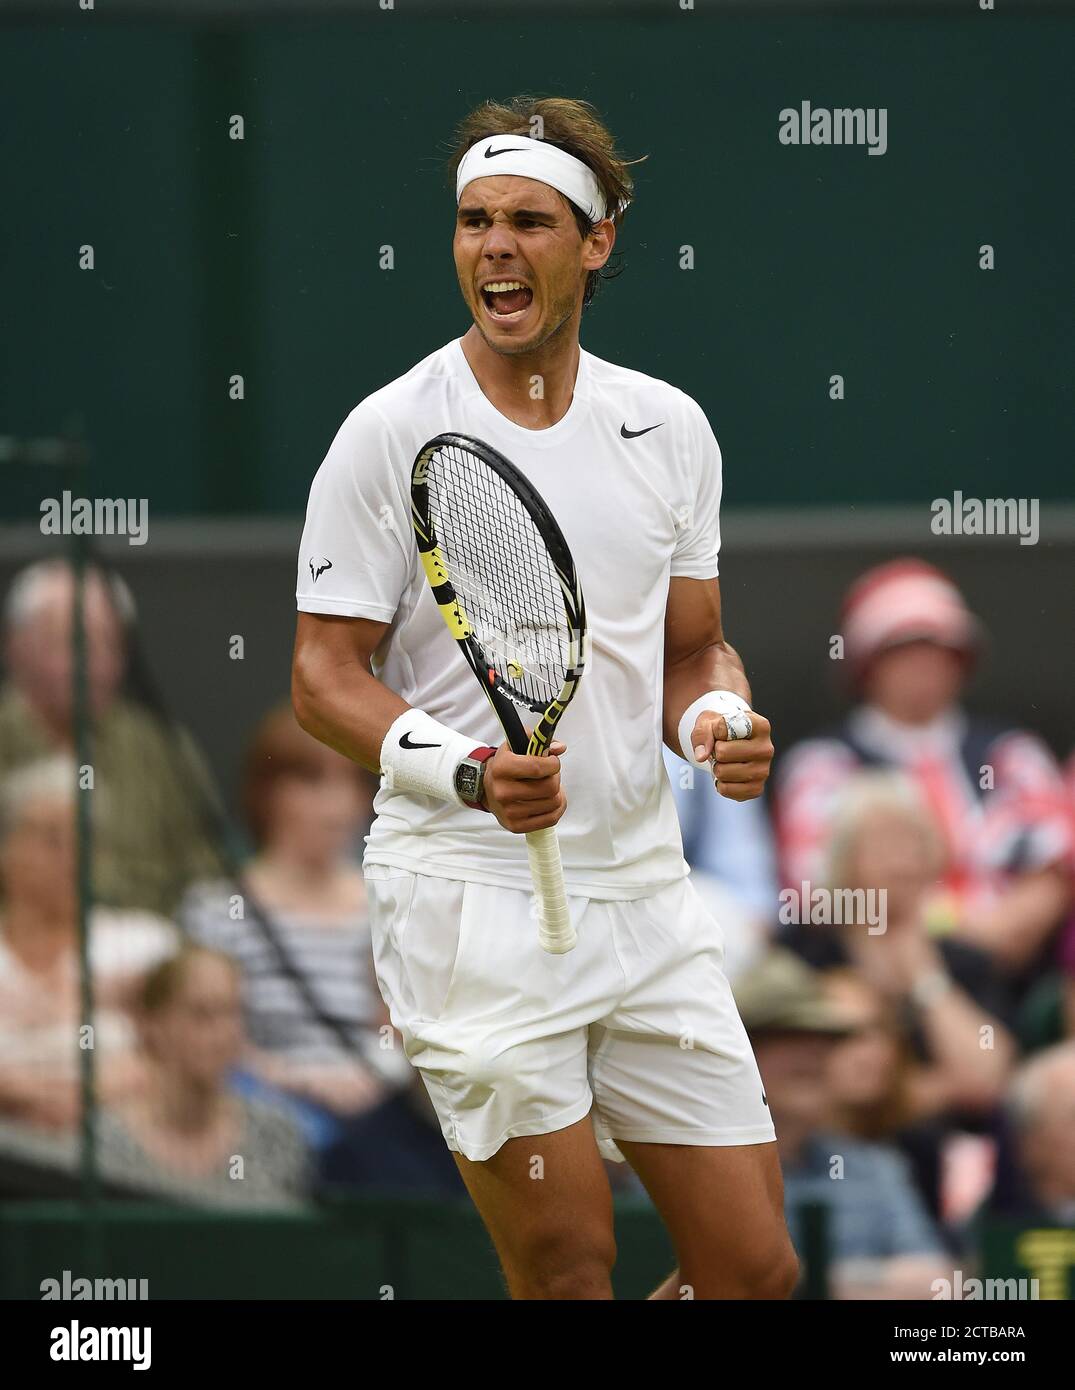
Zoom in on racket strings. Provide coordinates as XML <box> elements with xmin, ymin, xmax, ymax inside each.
<box><xmin>426</xmin><ymin>443</ymin><xmax>569</xmax><ymax>706</ymax></box>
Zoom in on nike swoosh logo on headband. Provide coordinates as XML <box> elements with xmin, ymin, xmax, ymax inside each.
<box><xmin>484</xmin><ymin>145</ymin><xmax>531</xmax><ymax>159</ymax></box>
<box><xmin>620</xmin><ymin>422</ymin><xmax>664</xmax><ymax>439</ymax></box>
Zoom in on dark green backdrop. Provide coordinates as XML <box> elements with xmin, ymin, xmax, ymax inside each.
<box><xmin>3</xmin><ymin>7</ymin><xmax>1072</xmax><ymax>517</ymax></box>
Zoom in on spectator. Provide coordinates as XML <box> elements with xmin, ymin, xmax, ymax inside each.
<box><xmin>1012</xmin><ymin>924</ymin><xmax>1075</xmax><ymax>1054</ymax></box>
<box><xmin>320</xmin><ymin>1068</ymin><xmax>469</xmax><ymax>1199</ymax></box>
<box><xmin>0</xmin><ymin>560</ymin><xmax>220</xmax><ymax>915</ymax></box>
<box><xmin>821</xmin><ymin>968</ymin><xmax>975</xmax><ymax>1230</ymax></box>
<box><xmin>982</xmin><ymin>1041</ymin><xmax>1075</xmax><ymax>1225</ymax></box>
<box><xmin>180</xmin><ymin>704</ymin><xmax>407</xmax><ymax>1136</ymax></box>
<box><xmin>775</xmin><ymin>559</ymin><xmax>1072</xmax><ymax>976</ymax></box>
<box><xmin>781</xmin><ymin>771</ymin><xmax>1016</xmax><ymax>1117</ymax></box>
<box><xmin>663</xmin><ymin>744</ymin><xmax>777</xmax><ymax>980</ymax></box>
<box><xmin>0</xmin><ymin>757</ymin><xmax>177</xmax><ymax>1132</ymax></box>
<box><xmin>735</xmin><ymin>948</ymin><xmax>949</xmax><ymax>1299</ymax></box>
<box><xmin>98</xmin><ymin>946</ymin><xmax>308</xmax><ymax>1207</ymax></box>
<box><xmin>1031</xmin><ymin>749</ymin><xmax>1075</xmax><ymax>1043</ymax></box>
<box><xmin>822</xmin><ymin>968</ymin><xmax>919</xmax><ymax>1140</ymax></box>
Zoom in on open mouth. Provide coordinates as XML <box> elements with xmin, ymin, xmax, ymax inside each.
<box><xmin>480</xmin><ymin>280</ymin><xmax>534</xmax><ymax>321</ymax></box>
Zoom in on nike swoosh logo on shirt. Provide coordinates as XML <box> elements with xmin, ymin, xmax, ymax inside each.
<box><xmin>620</xmin><ymin>422</ymin><xmax>664</xmax><ymax>439</ymax></box>
<box><xmin>399</xmin><ymin>733</ymin><xmax>441</xmax><ymax>750</ymax></box>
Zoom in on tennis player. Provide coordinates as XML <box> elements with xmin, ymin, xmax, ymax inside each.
<box><xmin>292</xmin><ymin>96</ymin><xmax>797</xmax><ymax>1300</ymax></box>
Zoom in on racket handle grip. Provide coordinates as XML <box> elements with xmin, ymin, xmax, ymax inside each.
<box><xmin>526</xmin><ymin>826</ymin><xmax>576</xmax><ymax>954</ymax></box>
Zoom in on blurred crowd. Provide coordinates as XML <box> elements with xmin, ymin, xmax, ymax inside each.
<box><xmin>0</xmin><ymin>555</ymin><xmax>1072</xmax><ymax>1297</ymax></box>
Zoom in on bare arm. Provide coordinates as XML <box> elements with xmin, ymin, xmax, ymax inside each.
<box><xmin>956</xmin><ymin>865</ymin><xmax>1072</xmax><ymax>971</ymax></box>
<box><xmin>663</xmin><ymin>576</ymin><xmax>774</xmax><ymax>802</ymax></box>
<box><xmin>291</xmin><ymin>611</ymin><xmax>406</xmax><ymax>771</ymax></box>
<box><xmin>911</xmin><ymin>985</ymin><xmax>1015</xmax><ymax>1112</ymax></box>
<box><xmin>857</xmin><ymin>932</ymin><xmax>1015</xmax><ymax>1112</ymax></box>
<box><xmin>291</xmin><ymin>611</ymin><xmax>565</xmax><ymax>832</ymax></box>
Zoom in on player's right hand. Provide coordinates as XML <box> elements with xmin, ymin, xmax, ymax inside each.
<box><xmin>482</xmin><ymin>740</ymin><xmax>567</xmax><ymax>833</ymax></box>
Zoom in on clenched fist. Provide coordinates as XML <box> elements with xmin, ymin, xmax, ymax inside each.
<box><xmin>689</xmin><ymin>710</ymin><xmax>774</xmax><ymax>802</ymax></box>
<box><xmin>482</xmin><ymin>739</ymin><xmax>568</xmax><ymax>833</ymax></box>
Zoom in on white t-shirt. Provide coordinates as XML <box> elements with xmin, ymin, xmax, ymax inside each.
<box><xmin>296</xmin><ymin>337</ymin><xmax>723</xmax><ymax>899</ymax></box>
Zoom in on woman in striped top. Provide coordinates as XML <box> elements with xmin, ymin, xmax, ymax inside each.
<box><xmin>180</xmin><ymin>704</ymin><xmax>408</xmax><ymax>1127</ymax></box>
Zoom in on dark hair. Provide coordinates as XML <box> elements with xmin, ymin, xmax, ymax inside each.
<box><xmin>448</xmin><ymin>95</ymin><xmax>644</xmax><ymax>308</ymax></box>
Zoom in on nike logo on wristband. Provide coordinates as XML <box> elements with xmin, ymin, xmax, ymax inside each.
<box><xmin>399</xmin><ymin>733</ymin><xmax>440</xmax><ymax>750</ymax></box>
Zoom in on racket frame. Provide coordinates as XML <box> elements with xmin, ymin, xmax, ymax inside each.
<box><xmin>410</xmin><ymin>432</ymin><xmax>587</xmax><ymax>953</ymax></box>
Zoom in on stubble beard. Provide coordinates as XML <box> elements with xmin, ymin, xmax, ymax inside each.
<box><xmin>466</xmin><ymin>276</ymin><xmax>583</xmax><ymax>360</ymax></box>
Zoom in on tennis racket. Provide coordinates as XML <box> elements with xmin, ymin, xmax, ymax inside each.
<box><xmin>410</xmin><ymin>432</ymin><xmax>588</xmax><ymax>954</ymax></box>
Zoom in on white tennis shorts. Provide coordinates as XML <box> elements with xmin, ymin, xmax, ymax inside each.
<box><xmin>364</xmin><ymin>865</ymin><xmax>777</xmax><ymax>1163</ymax></box>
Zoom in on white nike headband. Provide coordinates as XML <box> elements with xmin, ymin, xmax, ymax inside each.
<box><xmin>456</xmin><ymin>134</ymin><xmax>609</xmax><ymax>223</ymax></box>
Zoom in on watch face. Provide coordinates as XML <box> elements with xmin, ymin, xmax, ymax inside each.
<box><xmin>456</xmin><ymin>762</ymin><xmax>480</xmax><ymax>801</ymax></box>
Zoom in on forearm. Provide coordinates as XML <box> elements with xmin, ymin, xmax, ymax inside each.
<box><xmin>293</xmin><ymin>615</ymin><xmax>565</xmax><ymax>831</ymax></box>
<box><xmin>292</xmin><ymin>641</ymin><xmax>407</xmax><ymax>774</ymax></box>
<box><xmin>662</xmin><ymin>640</ymin><xmax>751</xmax><ymax>754</ymax></box>
<box><xmin>957</xmin><ymin>867</ymin><xmax>1072</xmax><ymax>969</ymax></box>
<box><xmin>915</xmin><ymin>993</ymin><xmax>1013</xmax><ymax>1108</ymax></box>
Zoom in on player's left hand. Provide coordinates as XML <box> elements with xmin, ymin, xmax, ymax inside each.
<box><xmin>690</xmin><ymin>709</ymin><xmax>774</xmax><ymax>802</ymax></box>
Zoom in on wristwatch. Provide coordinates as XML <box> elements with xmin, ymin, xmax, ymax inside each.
<box><xmin>454</xmin><ymin>746</ymin><xmax>497</xmax><ymax>811</ymax></box>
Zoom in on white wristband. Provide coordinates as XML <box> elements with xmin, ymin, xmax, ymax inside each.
<box><xmin>379</xmin><ymin>709</ymin><xmax>482</xmax><ymax>805</ymax></box>
<box><xmin>678</xmin><ymin>689</ymin><xmax>751</xmax><ymax>768</ymax></box>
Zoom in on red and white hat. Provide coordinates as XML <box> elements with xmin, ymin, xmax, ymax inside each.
<box><xmin>841</xmin><ymin>559</ymin><xmax>983</xmax><ymax>683</ymax></box>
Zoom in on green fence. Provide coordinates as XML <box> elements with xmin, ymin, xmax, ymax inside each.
<box><xmin>3</xmin><ymin>8</ymin><xmax>1071</xmax><ymax>516</ymax></box>
<box><xmin>1</xmin><ymin>1198</ymin><xmax>676</xmax><ymax>1301</ymax></box>
<box><xmin>6</xmin><ymin>1200</ymin><xmax>1069</xmax><ymax>1300</ymax></box>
